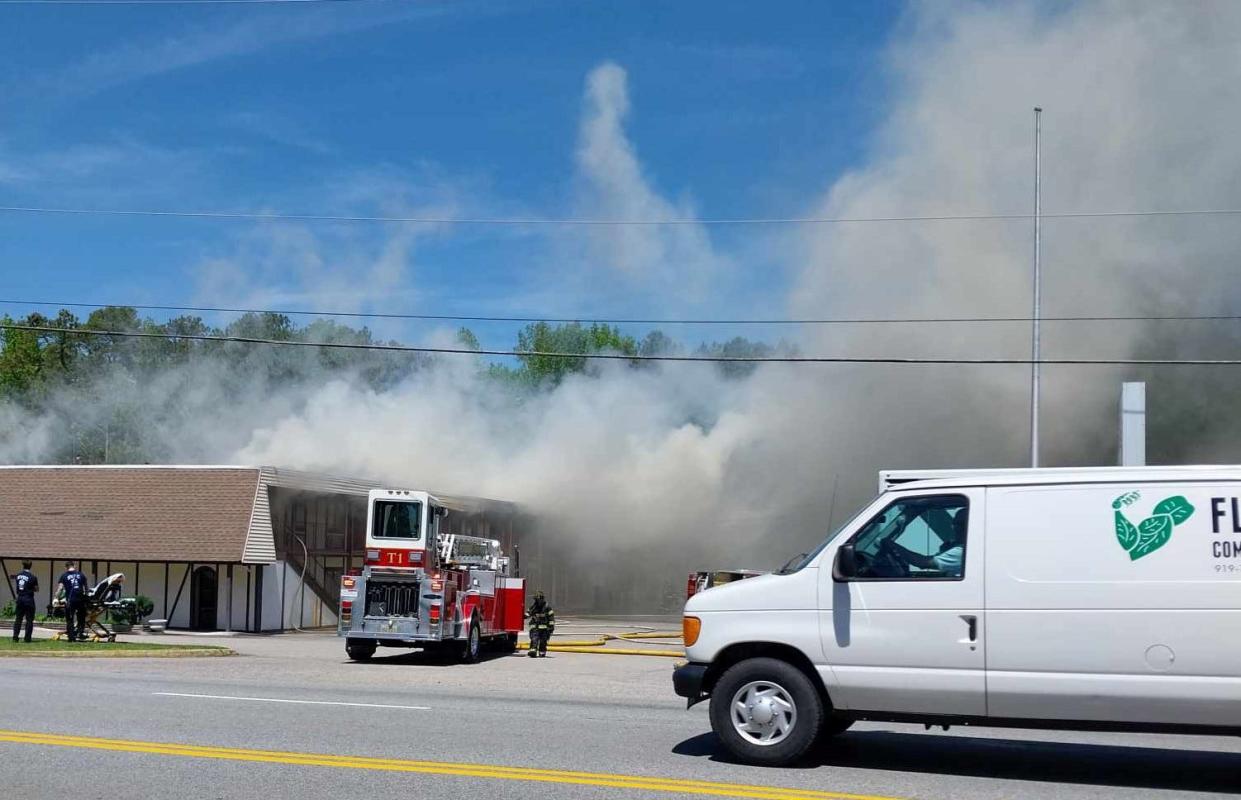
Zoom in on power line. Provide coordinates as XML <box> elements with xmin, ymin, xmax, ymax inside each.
<box><xmin>3</xmin><ymin>299</ymin><xmax>1239</xmax><ymax>327</ymax></box>
<box><xmin>3</xmin><ymin>204</ymin><xmax>1241</xmax><ymax>226</ymax></box>
<box><xmin>5</xmin><ymin>324</ymin><xmax>1239</xmax><ymax>366</ymax></box>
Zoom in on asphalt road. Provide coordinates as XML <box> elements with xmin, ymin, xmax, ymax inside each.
<box><xmin>1</xmin><ymin>631</ymin><xmax>1239</xmax><ymax>800</ymax></box>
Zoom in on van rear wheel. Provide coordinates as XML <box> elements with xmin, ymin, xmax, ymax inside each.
<box><xmin>709</xmin><ymin>657</ymin><xmax>823</xmax><ymax>766</ymax></box>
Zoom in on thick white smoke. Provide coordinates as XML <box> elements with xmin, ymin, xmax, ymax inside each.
<box><xmin>235</xmin><ymin>3</ymin><xmax>1241</xmax><ymax>607</ymax></box>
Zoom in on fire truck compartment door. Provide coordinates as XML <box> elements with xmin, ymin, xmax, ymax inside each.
<box><xmin>471</xmin><ymin>570</ymin><xmax>496</xmax><ymax>596</ymax></box>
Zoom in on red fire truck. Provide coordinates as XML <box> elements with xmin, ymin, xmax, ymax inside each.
<box><xmin>686</xmin><ymin>569</ymin><xmax>764</xmax><ymax>599</ymax></box>
<box><xmin>338</xmin><ymin>488</ymin><xmax>525</xmax><ymax>662</ymax></box>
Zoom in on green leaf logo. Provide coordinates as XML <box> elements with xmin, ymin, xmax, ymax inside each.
<box><xmin>1112</xmin><ymin>493</ymin><xmax>1195</xmax><ymax>561</ymax></box>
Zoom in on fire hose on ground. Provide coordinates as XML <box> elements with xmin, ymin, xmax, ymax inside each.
<box><xmin>517</xmin><ymin>630</ymin><xmax>684</xmax><ymax>658</ymax></box>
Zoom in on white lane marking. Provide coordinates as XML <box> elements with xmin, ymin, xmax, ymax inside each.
<box><xmin>153</xmin><ymin>692</ymin><xmax>431</xmax><ymax>711</ymax></box>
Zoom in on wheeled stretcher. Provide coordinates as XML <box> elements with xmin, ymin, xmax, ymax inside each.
<box><xmin>49</xmin><ymin>572</ymin><xmax>131</xmax><ymax>642</ymax></box>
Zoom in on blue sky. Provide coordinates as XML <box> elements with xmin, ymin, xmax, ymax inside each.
<box><xmin>0</xmin><ymin>0</ymin><xmax>904</xmax><ymax>347</ymax></box>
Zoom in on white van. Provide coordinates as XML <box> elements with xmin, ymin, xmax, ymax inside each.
<box><xmin>674</xmin><ymin>467</ymin><xmax>1241</xmax><ymax>765</ymax></box>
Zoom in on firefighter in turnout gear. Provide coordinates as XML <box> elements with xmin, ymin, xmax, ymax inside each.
<box><xmin>526</xmin><ymin>591</ymin><xmax>555</xmax><ymax>658</ymax></box>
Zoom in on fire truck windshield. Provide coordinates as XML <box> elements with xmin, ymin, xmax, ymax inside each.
<box><xmin>372</xmin><ymin>500</ymin><xmax>422</xmax><ymax>540</ymax></box>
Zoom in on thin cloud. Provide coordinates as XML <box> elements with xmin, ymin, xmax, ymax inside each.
<box><xmin>224</xmin><ymin>111</ymin><xmax>333</xmax><ymax>156</ymax></box>
<box><xmin>0</xmin><ymin>135</ymin><xmax>230</xmax><ymax>204</ymax></box>
<box><xmin>20</xmin><ymin>2</ymin><xmax>466</xmax><ymax>100</ymax></box>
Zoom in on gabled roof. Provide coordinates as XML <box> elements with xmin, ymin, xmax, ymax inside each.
<box><xmin>0</xmin><ymin>466</ymin><xmax>261</xmax><ymax>563</ymax></box>
<box><xmin>0</xmin><ymin>465</ymin><xmax>521</xmax><ymax>565</ymax></box>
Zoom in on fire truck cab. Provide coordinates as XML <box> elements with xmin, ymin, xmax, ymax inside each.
<box><xmin>339</xmin><ymin>489</ymin><xmax>525</xmax><ymax>663</ymax></box>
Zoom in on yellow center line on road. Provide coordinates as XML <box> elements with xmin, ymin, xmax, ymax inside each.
<box><xmin>0</xmin><ymin>729</ymin><xmax>902</xmax><ymax>800</ymax></box>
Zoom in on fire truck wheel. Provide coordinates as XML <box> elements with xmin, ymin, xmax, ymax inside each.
<box><xmin>346</xmin><ymin>640</ymin><xmax>376</xmax><ymax>662</ymax></box>
<box><xmin>460</xmin><ymin>619</ymin><xmax>482</xmax><ymax>663</ymax></box>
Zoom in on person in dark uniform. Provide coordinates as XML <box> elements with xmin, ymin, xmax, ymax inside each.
<box><xmin>526</xmin><ymin>591</ymin><xmax>555</xmax><ymax>658</ymax></box>
<box><xmin>12</xmin><ymin>560</ymin><xmax>38</xmax><ymax>643</ymax></box>
<box><xmin>57</xmin><ymin>561</ymin><xmax>89</xmax><ymax>642</ymax></box>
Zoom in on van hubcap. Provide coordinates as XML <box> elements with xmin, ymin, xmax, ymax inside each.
<box><xmin>731</xmin><ymin>681</ymin><xmax>796</xmax><ymax>746</ymax></box>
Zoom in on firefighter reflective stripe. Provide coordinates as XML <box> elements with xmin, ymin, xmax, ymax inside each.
<box><xmin>529</xmin><ymin>606</ymin><xmax>555</xmax><ymax>630</ymax></box>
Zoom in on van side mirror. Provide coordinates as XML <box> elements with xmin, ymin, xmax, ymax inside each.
<box><xmin>832</xmin><ymin>544</ymin><xmax>857</xmax><ymax>582</ymax></box>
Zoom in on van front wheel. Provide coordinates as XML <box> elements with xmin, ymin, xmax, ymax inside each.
<box><xmin>709</xmin><ymin>657</ymin><xmax>823</xmax><ymax>766</ymax></box>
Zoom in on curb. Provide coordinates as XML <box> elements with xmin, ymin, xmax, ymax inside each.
<box><xmin>0</xmin><ymin>647</ymin><xmax>236</xmax><ymax>659</ymax></box>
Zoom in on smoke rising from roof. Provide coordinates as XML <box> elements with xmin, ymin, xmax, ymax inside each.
<box><xmin>235</xmin><ymin>4</ymin><xmax>1241</xmax><ymax>607</ymax></box>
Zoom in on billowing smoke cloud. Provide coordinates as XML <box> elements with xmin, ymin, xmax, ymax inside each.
<box><xmin>572</xmin><ymin>61</ymin><xmax>729</xmax><ymax>306</ymax></box>
<box><xmin>6</xmin><ymin>2</ymin><xmax>1241</xmax><ymax>611</ymax></box>
<box><xmin>785</xmin><ymin>0</ymin><xmax>1241</xmax><ymax>482</ymax></box>
<box><xmin>236</xmin><ymin>3</ymin><xmax>1241</xmax><ymax>607</ymax></box>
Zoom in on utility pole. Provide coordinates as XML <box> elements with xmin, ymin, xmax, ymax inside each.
<box><xmin>1030</xmin><ymin>107</ymin><xmax>1043</xmax><ymax>468</ymax></box>
<box><xmin>1120</xmin><ymin>382</ymin><xmax>1146</xmax><ymax>467</ymax></box>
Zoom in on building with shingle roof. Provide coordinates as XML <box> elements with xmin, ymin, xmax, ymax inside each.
<box><xmin>0</xmin><ymin>465</ymin><xmax>527</xmax><ymax>632</ymax></box>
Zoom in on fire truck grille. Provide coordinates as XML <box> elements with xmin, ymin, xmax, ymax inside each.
<box><xmin>364</xmin><ymin>580</ymin><xmax>421</xmax><ymax>617</ymax></box>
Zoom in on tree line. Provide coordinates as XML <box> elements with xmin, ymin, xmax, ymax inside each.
<box><xmin>0</xmin><ymin>306</ymin><xmax>794</xmax><ymax>464</ymax></box>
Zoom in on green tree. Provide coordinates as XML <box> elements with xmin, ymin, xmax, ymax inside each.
<box><xmin>0</xmin><ymin>315</ymin><xmax>45</xmax><ymax>397</ymax></box>
<box><xmin>639</xmin><ymin>330</ymin><xmax>678</xmax><ymax>357</ymax></box>
<box><xmin>456</xmin><ymin>327</ymin><xmax>481</xmax><ymax>351</ymax></box>
<box><xmin>696</xmin><ymin>336</ymin><xmax>798</xmax><ymax>379</ymax></box>
<box><xmin>158</xmin><ymin>315</ymin><xmax>210</xmax><ymax>365</ymax></box>
<box><xmin>513</xmin><ymin>322</ymin><xmax>639</xmax><ymax>386</ymax></box>
<box><xmin>225</xmin><ymin>312</ymin><xmax>295</xmax><ymax>341</ymax></box>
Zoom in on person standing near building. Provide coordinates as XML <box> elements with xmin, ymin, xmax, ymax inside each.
<box><xmin>11</xmin><ymin>560</ymin><xmax>38</xmax><ymax>643</ymax></box>
<box><xmin>57</xmin><ymin>561</ymin><xmax>89</xmax><ymax>642</ymax></box>
<box><xmin>526</xmin><ymin>590</ymin><xmax>555</xmax><ymax>658</ymax></box>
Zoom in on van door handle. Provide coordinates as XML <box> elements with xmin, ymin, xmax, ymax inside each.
<box><xmin>961</xmin><ymin>615</ymin><xmax>977</xmax><ymax>642</ymax></box>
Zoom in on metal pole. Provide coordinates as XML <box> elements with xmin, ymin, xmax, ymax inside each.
<box><xmin>1030</xmin><ymin>107</ymin><xmax>1043</xmax><ymax>468</ymax></box>
<box><xmin>226</xmin><ymin>564</ymin><xmax>234</xmax><ymax>633</ymax></box>
<box><xmin>293</xmin><ymin>534</ymin><xmax>308</xmax><ymax>632</ymax></box>
<box><xmin>1120</xmin><ymin>382</ymin><xmax>1147</xmax><ymax>466</ymax></box>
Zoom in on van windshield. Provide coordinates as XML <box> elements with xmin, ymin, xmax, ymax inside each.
<box><xmin>777</xmin><ymin>501</ymin><xmax>872</xmax><ymax>574</ymax></box>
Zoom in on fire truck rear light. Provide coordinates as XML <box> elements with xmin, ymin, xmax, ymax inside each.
<box><xmin>429</xmin><ymin>603</ymin><xmax>441</xmax><ymax>622</ymax></box>
<box><xmin>341</xmin><ymin>600</ymin><xmax>352</xmax><ymax>611</ymax></box>
<box><xmin>431</xmin><ymin>580</ymin><xmax>443</xmax><ymax>591</ymax></box>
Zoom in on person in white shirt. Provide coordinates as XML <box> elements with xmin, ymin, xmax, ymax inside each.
<box><xmin>885</xmin><ymin>510</ymin><xmax>966</xmax><ymax>577</ymax></box>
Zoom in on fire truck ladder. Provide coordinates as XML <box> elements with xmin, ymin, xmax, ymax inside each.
<box><xmin>437</xmin><ymin>534</ymin><xmax>502</xmax><ymax>570</ymax></box>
